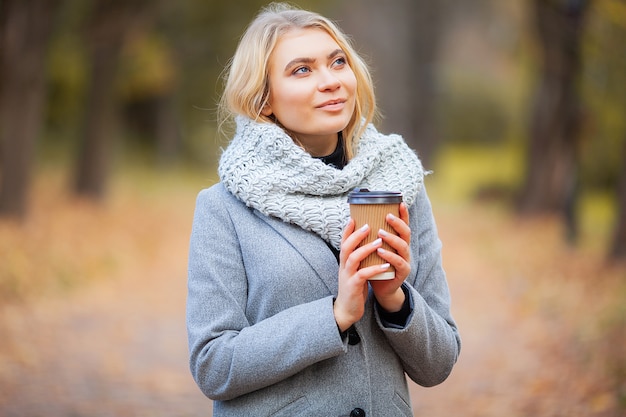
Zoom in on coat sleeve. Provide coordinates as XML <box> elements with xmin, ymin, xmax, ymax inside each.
<box><xmin>375</xmin><ymin>185</ymin><xmax>461</xmax><ymax>387</ymax></box>
<box><xmin>186</xmin><ymin>186</ymin><xmax>346</xmax><ymax>401</ymax></box>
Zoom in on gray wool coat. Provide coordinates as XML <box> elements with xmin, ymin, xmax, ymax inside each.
<box><xmin>187</xmin><ymin>183</ymin><xmax>461</xmax><ymax>417</ymax></box>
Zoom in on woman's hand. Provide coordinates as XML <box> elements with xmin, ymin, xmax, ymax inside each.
<box><xmin>369</xmin><ymin>202</ymin><xmax>411</xmax><ymax>312</ymax></box>
<box><xmin>334</xmin><ymin>219</ymin><xmax>386</xmax><ymax>331</ymax></box>
<box><xmin>334</xmin><ymin>203</ymin><xmax>411</xmax><ymax>330</ymax></box>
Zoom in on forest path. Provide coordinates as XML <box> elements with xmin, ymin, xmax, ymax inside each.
<box><xmin>0</xmin><ymin>184</ymin><xmax>623</xmax><ymax>416</ymax></box>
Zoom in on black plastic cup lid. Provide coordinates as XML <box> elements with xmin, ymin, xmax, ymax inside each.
<box><xmin>347</xmin><ymin>188</ymin><xmax>403</xmax><ymax>204</ymax></box>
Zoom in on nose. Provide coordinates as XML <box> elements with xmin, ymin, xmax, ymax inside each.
<box><xmin>317</xmin><ymin>68</ymin><xmax>340</xmax><ymax>91</ymax></box>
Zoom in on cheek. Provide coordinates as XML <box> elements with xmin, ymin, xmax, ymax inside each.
<box><xmin>273</xmin><ymin>91</ymin><xmax>300</xmax><ymax>109</ymax></box>
<box><xmin>270</xmin><ymin>85</ymin><xmax>309</xmax><ymax>116</ymax></box>
<box><xmin>345</xmin><ymin>73</ymin><xmax>358</xmax><ymax>96</ymax></box>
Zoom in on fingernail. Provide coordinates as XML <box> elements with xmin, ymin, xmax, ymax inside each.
<box><xmin>372</xmin><ymin>238</ymin><xmax>382</xmax><ymax>246</ymax></box>
<box><xmin>387</xmin><ymin>213</ymin><xmax>396</xmax><ymax>221</ymax></box>
<box><xmin>380</xmin><ymin>263</ymin><xmax>390</xmax><ymax>270</ymax></box>
<box><xmin>378</xmin><ymin>229</ymin><xmax>388</xmax><ymax>237</ymax></box>
<box><xmin>377</xmin><ymin>247</ymin><xmax>386</xmax><ymax>254</ymax></box>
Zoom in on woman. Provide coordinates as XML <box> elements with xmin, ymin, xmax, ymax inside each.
<box><xmin>187</xmin><ymin>3</ymin><xmax>460</xmax><ymax>416</ymax></box>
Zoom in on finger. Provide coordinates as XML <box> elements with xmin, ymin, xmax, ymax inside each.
<box><xmin>341</xmin><ymin>218</ymin><xmax>356</xmax><ymax>244</ymax></box>
<box><xmin>357</xmin><ymin>262</ymin><xmax>395</xmax><ymax>281</ymax></box>
<box><xmin>378</xmin><ymin>228</ymin><xmax>410</xmax><ymax>260</ymax></box>
<box><xmin>386</xmin><ymin>211</ymin><xmax>411</xmax><ymax>244</ymax></box>
<box><xmin>376</xmin><ymin>246</ymin><xmax>411</xmax><ymax>277</ymax></box>
<box><xmin>340</xmin><ymin>220</ymin><xmax>370</xmax><ymax>265</ymax></box>
<box><xmin>344</xmin><ymin>237</ymin><xmax>384</xmax><ymax>272</ymax></box>
<box><xmin>399</xmin><ymin>202</ymin><xmax>410</xmax><ymax>225</ymax></box>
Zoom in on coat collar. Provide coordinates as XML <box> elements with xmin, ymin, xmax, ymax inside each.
<box><xmin>253</xmin><ymin>210</ymin><xmax>339</xmax><ymax>296</ymax></box>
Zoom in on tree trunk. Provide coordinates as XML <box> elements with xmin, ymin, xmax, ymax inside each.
<box><xmin>405</xmin><ymin>0</ymin><xmax>445</xmax><ymax>169</ymax></box>
<box><xmin>73</xmin><ymin>0</ymin><xmax>147</xmax><ymax>199</ymax></box>
<box><xmin>0</xmin><ymin>0</ymin><xmax>59</xmax><ymax>218</ymax></box>
<box><xmin>610</xmin><ymin>139</ymin><xmax>626</xmax><ymax>262</ymax></box>
<box><xmin>518</xmin><ymin>0</ymin><xmax>588</xmax><ymax>226</ymax></box>
<box><xmin>155</xmin><ymin>93</ymin><xmax>180</xmax><ymax>166</ymax></box>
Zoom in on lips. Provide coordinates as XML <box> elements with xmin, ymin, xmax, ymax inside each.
<box><xmin>316</xmin><ymin>98</ymin><xmax>346</xmax><ymax>109</ymax></box>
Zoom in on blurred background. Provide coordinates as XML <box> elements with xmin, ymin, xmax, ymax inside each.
<box><xmin>0</xmin><ymin>0</ymin><xmax>624</xmax><ymax>416</ymax></box>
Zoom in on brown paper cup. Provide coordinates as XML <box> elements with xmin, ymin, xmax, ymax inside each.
<box><xmin>348</xmin><ymin>189</ymin><xmax>403</xmax><ymax>280</ymax></box>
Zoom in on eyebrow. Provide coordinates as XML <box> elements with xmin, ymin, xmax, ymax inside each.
<box><xmin>283</xmin><ymin>48</ymin><xmax>345</xmax><ymax>72</ymax></box>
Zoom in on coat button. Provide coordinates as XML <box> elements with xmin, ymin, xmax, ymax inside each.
<box><xmin>350</xmin><ymin>408</ymin><xmax>366</xmax><ymax>417</ymax></box>
<box><xmin>347</xmin><ymin>327</ymin><xmax>361</xmax><ymax>345</ymax></box>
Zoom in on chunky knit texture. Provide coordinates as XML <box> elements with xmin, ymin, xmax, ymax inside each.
<box><xmin>218</xmin><ymin>116</ymin><xmax>425</xmax><ymax>249</ymax></box>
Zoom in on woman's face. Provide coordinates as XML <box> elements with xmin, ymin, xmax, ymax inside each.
<box><xmin>262</xmin><ymin>28</ymin><xmax>357</xmax><ymax>156</ymax></box>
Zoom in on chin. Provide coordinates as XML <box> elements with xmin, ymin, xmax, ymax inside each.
<box><xmin>318</xmin><ymin>119</ymin><xmax>351</xmax><ymax>135</ymax></box>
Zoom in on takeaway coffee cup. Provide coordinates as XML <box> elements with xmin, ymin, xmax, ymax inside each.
<box><xmin>347</xmin><ymin>188</ymin><xmax>403</xmax><ymax>280</ymax></box>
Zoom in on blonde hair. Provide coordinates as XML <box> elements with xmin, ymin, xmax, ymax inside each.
<box><xmin>218</xmin><ymin>2</ymin><xmax>377</xmax><ymax>160</ymax></box>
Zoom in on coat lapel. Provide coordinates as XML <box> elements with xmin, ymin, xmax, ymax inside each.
<box><xmin>253</xmin><ymin>210</ymin><xmax>339</xmax><ymax>295</ymax></box>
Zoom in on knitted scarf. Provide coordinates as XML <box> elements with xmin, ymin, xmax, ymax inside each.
<box><xmin>219</xmin><ymin>116</ymin><xmax>425</xmax><ymax>249</ymax></box>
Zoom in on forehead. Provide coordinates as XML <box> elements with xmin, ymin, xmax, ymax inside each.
<box><xmin>270</xmin><ymin>28</ymin><xmax>341</xmax><ymax>66</ymax></box>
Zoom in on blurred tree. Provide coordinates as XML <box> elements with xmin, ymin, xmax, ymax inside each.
<box><xmin>611</xmin><ymin>139</ymin><xmax>626</xmax><ymax>261</ymax></box>
<box><xmin>580</xmin><ymin>0</ymin><xmax>626</xmax><ymax>260</ymax></box>
<box><xmin>118</xmin><ymin>32</ymin><xmax>179</xmax><ymax>165</ymax></box>
<box><xmin>580</xmin><ymin>0</ymin><xmax>626</xmax><ymax>190</ymax></box>
<box><xmin>119</xmin><ymin>0</ymin><xmax>271</xmax><ymax>166</ymax></box>
<box><xmin>73</xmin><ymin>0</ymin><xmax>150</xmax><ymax>199</ymax></box>
<box><xmin>0</xmin><ymin>0</ymin><xmax>60</xmax><ymax>218</ymax></box>
<box><xmin>42</xmin><ymin>0</ymin><xmax>333</xmax><ymax>178</ymax></box>
<box><xmin>334</xmin><ymin>0</ymin><xmax>445</xmax><ymax>169</ymax></box>
<box><xmin>518</xmin><ymin>0</ymin><xmax>589</xmax><ymax>237</ymax></box>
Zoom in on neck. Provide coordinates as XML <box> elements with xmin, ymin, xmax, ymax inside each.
<box><xmin>293</xmin><ymin>133</ymin><xmax>339</xmax><ymax>157</ymax></box>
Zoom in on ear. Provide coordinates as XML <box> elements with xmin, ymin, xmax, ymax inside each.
<box><xmin>261</xmin><ymin>103</ymin><xmax>272</xmax><ymax>117</ymax></box>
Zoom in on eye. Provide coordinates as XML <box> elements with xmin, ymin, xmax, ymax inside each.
<box><xmin>293</xmin><ymin>66</ymin><xmax>311</xmax><ymax>75</ymax></box>
<box><xmin>332</xmin><ymin>56</ymin><xmax>347</xmax><ymax>67</ymax></box>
